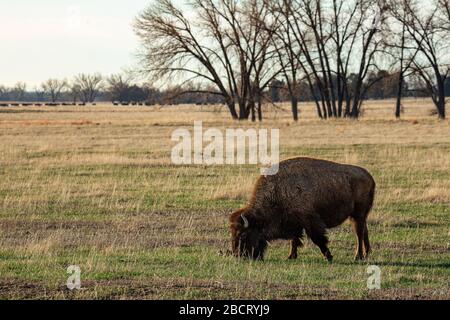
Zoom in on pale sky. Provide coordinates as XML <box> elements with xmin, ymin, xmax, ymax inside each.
<box><xmin>0</xmin><ymin>0</ymin><xmax>161</xmax><ymax>87</ymax></box>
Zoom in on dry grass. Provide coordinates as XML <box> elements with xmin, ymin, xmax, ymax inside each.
<box><xmin>0</xmin><ymin>98</ymin><xmax>449</xmax><ymax>299</ymax></box>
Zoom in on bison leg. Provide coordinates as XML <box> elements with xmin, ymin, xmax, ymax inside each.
<box><xmin>363</xmin><ymin>223</ymin><xmax>371</xmax><ymax>259</ymax></box>
<box><xmin>305</xmin><ymin>222</ymin><xmax>333</xmax><ymax>263</ymax></box>
<box><xmin>351</xmin><ymin>218</ymin><xmax>366</xmax><ymax>261</ymax></box>
<box><xmin>288</xmin><ymin>237</ymin><xmax>303</xmax><ymax>260</ymax></box>
<box><xmin>352</xmin><ymin>196</ymin><xmax>373</xmax><ymax>261</ymax></box>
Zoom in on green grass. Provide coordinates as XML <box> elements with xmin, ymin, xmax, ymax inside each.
<box><xmin>0</xmin><ymin>104</ymin><xmax>449</xmax><ymax>299</ymax></box>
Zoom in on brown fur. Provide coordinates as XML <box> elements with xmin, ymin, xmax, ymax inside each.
<box><xmin>229</xmin><ymin>157</ymin><xmax>376</xmax><ymax>262</ymax></box>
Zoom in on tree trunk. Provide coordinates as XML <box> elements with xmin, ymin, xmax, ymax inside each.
<box><xmin>238</xmin><ymin>101</ymin><xmax>246</xmax><ymax>120</ymax></box>
<box><xmin>321</xmin><ymin>100</ymin><xmax>328</xmax><ymax>119</ymax></box>
<box><xmin>291</xmin><ymin>96</ymin><xmax>298</xmax><ymax>121</ymax></box>
<box><xmin>257</xmin><ymin>101</ymin><xmax>262</xmax><ymax>122</ymax></box>
<box><xmin>396</xmin><ymin>23</ymin><xmax>406</xmax><ymax>119</ymax></box>
<box><xmin>337</xmin><ymin>95</ymin><xmax>343</xmax><ymax>118</ymax></box>
<box><xmin>350</xmin><ymin>78</ymin><xmax>364</xmax><ymax>118</ymax></box>
<box><xmin>395</xmin><ymin>72</ymin><xmax>404</xmax><ymax>119</ymax></box>
<box><xmin>434</xmin><ymin>70</ymin><xmax>446</xmax><ymax>119</ymax></box>
<box><xmin>227</xmin><ymin>101</ymin><xmax>239</xmax><ymax>120</ymax></box>
<box><xmin>315</xmin><ymin>102</ymin><xmax>323</xmax><ymax>119</ymax></box>
<box><xmin>344</xmin><ymin>90</ymin><xmax>351</xmax><ymax>117</ymax></box>
<box><xmin>437</xmin><ymin>83</ymin><xmax>446</xmax><ymax>119</ymax></box>
<box><xmin>251</xmin><ymin>102</ymin><xmax>256</xmax><ymax>122</ymax></box>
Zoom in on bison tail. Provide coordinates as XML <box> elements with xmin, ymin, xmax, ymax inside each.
<box><xmin>366</xmin><ymin>181</ymin><xmax>376</xmax><ymax>217</ymax></box>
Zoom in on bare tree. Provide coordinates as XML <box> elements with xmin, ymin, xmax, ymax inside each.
<box><xmin>384</xmin><ymin>3</ymin><xmax>422</xmax><ymax>118</ymax></box>
<box><xmin>42</xmin><ymin>79</ymin><xmax>67</xmax><ymax>102</ymax></box>
<box><xmin>34</xmin><ymin>86</ymin><xmax>46</xmax><ymax>102</ymax></box>
<box><xmin>240</xmin><ymin>0</ymin><xmax>281</xmax><ymax>121</ymax></box>
<box><xmin>393</xmin><ymin>17</ymin><xmax>408</xmax><ymax>118</ymax></box>
<box><xmin>205</xmin><ymin>0</ymin><xmax>280</xmax><ymax>121</ymax></box>
<box><xmin>391</xmin><ymin>0</ymin><xmax>450</xmax><ymax>119</ymax></box>
<box><xmin>135</xmin><ymin>0</ymin><xmax>238</xmax><ymax>119</ymax></box>
<box><xmin>134</xmin><ymin>0</ymin><xmax>448</xmax><ymax>120</ymax></box>
<box><xmin>135</xmin><ymin>0</ymin><xmax>280</xmax><ymax>121</ymax></box>
<box><xmin>12</xmin><ymin>82</ymin><xmax>27</xmax><ymax>101</ymax></box>
<box><xmin>74</xmin><ymin>73</ymin><xmax>103</xmax><ymax>103</ymax></box>
<box><xmin>0</xmin><ymin>85</ymin><xmax>8</xmax><ymax>101</ymax></box>
<box><xmin>107</xmin><ymin>73</ymin><xmax>133</xmax><ymax>102</ymax></box>
<box><xmin>68</xmin><ymin>82</ymin><xmax>82</xmax><ymax>104</ymax></box>
<box><xmin>271</xmin><ymin>0</ymin><xmax>388</xmax><ymax>119</ymax></box>
<box><xmin>269</xmin><ymin>0</ymin><xmax>303</xmax><ymax>120</ymax></box>
<box><xmin>438</xmin><ymin>0</ymin><xmax>450</xmax><ymax>30</ymax></box>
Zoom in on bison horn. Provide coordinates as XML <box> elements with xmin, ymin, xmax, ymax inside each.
<box><xmin>241</xmin><ymin>214</ymin><xmax>249</xmax><ymax>228</ymax></box>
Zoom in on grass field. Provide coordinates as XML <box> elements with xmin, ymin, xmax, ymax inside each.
<box><xmin>0</xmin><ymin>99</ymin><xmax>449</xmax><ymax>299</ymax></box>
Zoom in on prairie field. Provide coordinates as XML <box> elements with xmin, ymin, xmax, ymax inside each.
<box><xmin>0</xmin><ymin>98</ymin><xmax>449</xmax><ymax>300</ymax></box>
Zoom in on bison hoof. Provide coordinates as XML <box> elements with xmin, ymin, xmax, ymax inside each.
<box><xmin>288</xmin><ymin>254</ymin><xmax>297</xmax><ymax>260</ymax></box>
<box><xmin>325</xmin><ymin>253</ymin><xmax>333</xmax><ymax>263</ymax></box>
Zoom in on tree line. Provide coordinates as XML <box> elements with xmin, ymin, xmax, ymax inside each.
<box><xmin>0</xmin><ymin>71</ymin><xmax>236</xmax><ymax>105</ymax></box>
<box><xmin>0</xmin><ymin>74</ymin><xmax>104</xmax><ymax>104</ymax></box>
<box><xmin>134</xmin><ymin>0</ymin><xmax>450</xmax><ymax>120</ymax></box>
<box><xmin>2</xmin><ymin>70</ymin><xmax>445</xmax><ymax>106</ymax></box>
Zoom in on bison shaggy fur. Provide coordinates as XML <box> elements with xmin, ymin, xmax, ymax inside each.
<box><xmin>229</xmin><ymin>157</ymin><xmax>376</xmax><ymax>262</ymax></box>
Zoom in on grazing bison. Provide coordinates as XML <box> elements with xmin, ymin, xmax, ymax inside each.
<box><xmin>229</xmin><ymin>157</ymin><xmax>375</xmax><ymax>262</ymax></box>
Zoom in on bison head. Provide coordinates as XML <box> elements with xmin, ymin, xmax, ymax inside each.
<box><xmin>229</xmin><ymin>209</ymin><xmax>267</xmax><ymax>260</ymax></box>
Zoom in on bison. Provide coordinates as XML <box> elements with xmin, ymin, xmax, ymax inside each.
<box><xmin>229</xmin><ymin>157</ymin><xmax>375</xmax><ymax>262</ymax></box>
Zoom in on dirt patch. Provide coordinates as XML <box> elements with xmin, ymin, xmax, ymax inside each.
<box><xmin>365</xmin><ymin>287</ymin><xmax>450</xmax><ymax>300</ymax></box>
<box><xmin>0</xmin><ymin>217</ymin><xmax>226</xmax><ymax>250</ymax></box>
<box><xmin>2</xmin><ymin>277</ymin><xmax>448</xmax><ymax>300</ymax></box>
<box><xmin>0</xmin><ymin>279</ymin><xmax>51</xmax><ymax>299</ymax></box>
<box><xmin>0</xmin><ymin>278</ymin><xmax>343</xmax><ymax>300</ymax></box>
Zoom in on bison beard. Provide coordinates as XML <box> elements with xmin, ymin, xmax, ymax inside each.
<box><xmin>229</xmin><ymin>157</ymin><xmax>376</xmax><ymax>262</ymax></box>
